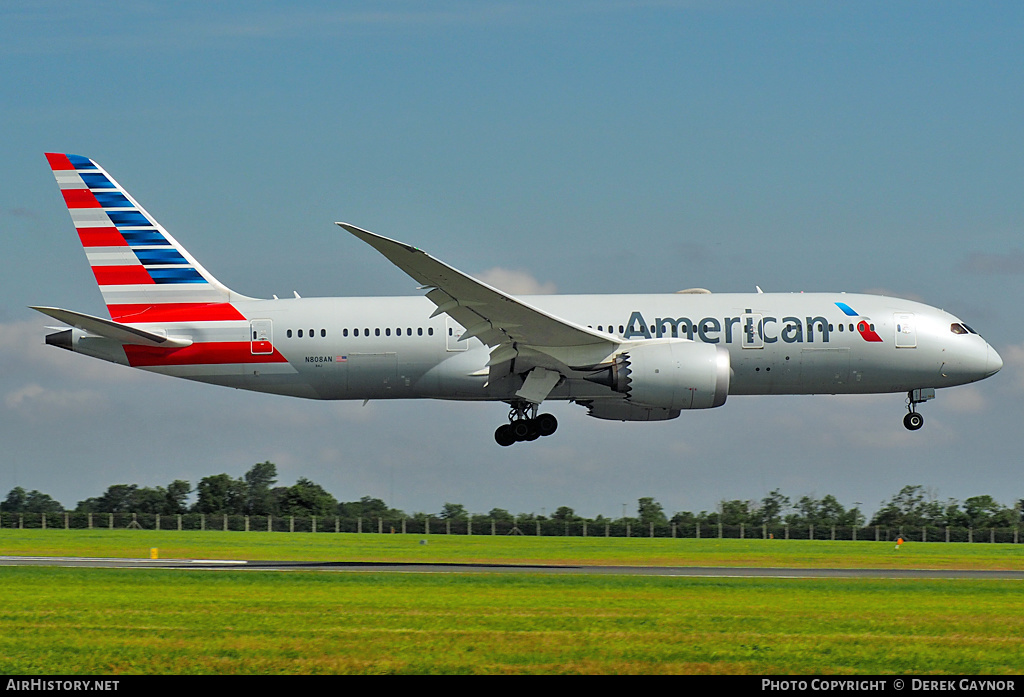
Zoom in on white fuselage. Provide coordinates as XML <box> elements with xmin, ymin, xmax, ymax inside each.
<box><xmin>88</xmin><ymin>291</ymin><xmax>998</xmax><ymax>403</ymax></box>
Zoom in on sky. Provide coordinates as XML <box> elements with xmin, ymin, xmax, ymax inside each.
<box><xmin>2</xmin><ymin>1</ymin><xmax>1023</xmax><ymax>520</ymax></box>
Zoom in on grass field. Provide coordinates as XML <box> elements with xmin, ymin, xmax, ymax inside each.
<box><xmin>2</xmin><ymin>528</ymin><xmax>1023</xmax><ymax>569</ymax></box>
<box><xmin>1</xmin><ymin>531</ymin><xmax>1022</xmax><ymax>674</ymax></box>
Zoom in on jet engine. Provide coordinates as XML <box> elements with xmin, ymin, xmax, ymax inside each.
<box><xmin>585</xmin><ymin>340</ymin><xmax>730</xmax><ymax>411</ymax></box>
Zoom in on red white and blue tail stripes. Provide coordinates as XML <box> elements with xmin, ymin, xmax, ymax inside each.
<box><xmin>45</xmin><ymin>153</ymin><xmax>246</xmax><ymax>323</ymax></box>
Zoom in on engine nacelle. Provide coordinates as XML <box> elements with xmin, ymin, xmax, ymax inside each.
<box><xmin>589</xmin><ymin>340</ymin><xmax>730</xmax><ymax>410</ymax></box>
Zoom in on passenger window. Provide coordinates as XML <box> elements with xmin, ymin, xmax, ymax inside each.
<box><xmin>417</xmin><ymin>328</ymin><xmax>423</xmax><ymax>336</ymax></box>
<box><xmin>343</xmin><ymin>328</ymin><xmax>348</xmax><ymax>337</ymax></box>
<box><xmin>298</xmin><ymin>329</ymin><xmax>303</xmax><ymax>338</ymax></box>
<box><xmin>428</xmin><ymin>327</ymin><xmax>434</xmax><ymax>336</ymax></box>
<box><xmin>375</xmin><ymin>328</ymin><xmax>380</xmax><ymax>336</ymax></box>
<box><xmin>321</xmin><ymin>329</ymin><xmax>326</xmax><ymax>338</ymax></box>
<box><xmin>386</xmin><ymin>328</ymin><xmax>391</xmax><ymax>336</ymax></box>
<box><xmin>287</xmin><ymin>329</ymin><xmax>293</xmax><ymax>338</ymax></box>
<box><xmin>309</xmin><ymin>329</ymin><xmax>314</xmax><ymax>338</ymax></box>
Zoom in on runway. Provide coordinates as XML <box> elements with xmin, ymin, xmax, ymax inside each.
<box><xmin>1</xmin><ymin>555</ymin><xmax>1022</xmax><ymax>579</ymax></box>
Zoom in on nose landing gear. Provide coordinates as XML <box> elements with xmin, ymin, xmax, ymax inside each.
<box><xmin>903</xmin><ymin>388</ymin><xmax>935</xmax><ymax>431</ymax></box>
<box><xmin>494</xmin><ymin>401</ymin><xmax>558</xmax><ymax>446</ymax></box>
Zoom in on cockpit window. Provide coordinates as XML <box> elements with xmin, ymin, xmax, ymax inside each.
<box><xmin>950</xmin><ymin>323</ymin><xmax>968</xmax><ymax>335</ymax></box>
<box><xmin>963</xmin><ymin>324</ymin><xmax>978</xmax><ymax>334</ymax></box>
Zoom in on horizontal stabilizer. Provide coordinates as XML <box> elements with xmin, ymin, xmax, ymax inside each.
<box><xmin>30</xmin><ymin>306</ymin><xmax>192</xmax><ymax>348</ymax></box>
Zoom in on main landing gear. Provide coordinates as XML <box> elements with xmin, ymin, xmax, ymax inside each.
<box><xmin>903</xmin><ymin>388</ymin><xmax>935</xmax><ymax>431</ymax></box>
<box><xmin>494</xmin><ymin>401</ymin><xmax>558</xmax><ymax>446</ymax></box>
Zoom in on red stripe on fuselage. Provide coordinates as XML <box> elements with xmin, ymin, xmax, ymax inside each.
<box><xmin>45</xmin><ymin>153</ymin><xmax>74</xmax><ymax>170</ymax></box>
<box><xmin>108</xmin><ymin>303</ymin><xmax>247</xmax><ymax>323</ymax></box>
<box><xmin>78</xmin><ymin>227</ymin><xmax>127</xmax><ymax>247</ymax></box>
<box><xmin>62</xmin><ymin>189</ymin><xmax>101</xmax><ymax>208</ymax></box>
<box><xmin>92</xmin><ymin>266</ymin><xmax>154</xmax><ymax>285</ymax></box>
<box><xmin>124</xmin><ymin>342</ymin><xmax>288</xmax><ymax>367</ymax></box>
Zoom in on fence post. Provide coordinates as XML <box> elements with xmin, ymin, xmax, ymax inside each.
<box><xmin>583</xmin><ymin>521</ymin><xmax>588</xmax><ymax>537</ymax></box>
<box><xmin>969</xmin><ymin>527</ymin><xmax>973</xmax><ymax>543</ymax></box>
<box><xmin>717</xmin><ymin>523</ymin><xmax>722</xmax><ymax>539</ymax></box>
<box><xmin>65</xmin><ymin>512</ymin><xmax>69</xmax><ymax>530</ymax></box>
<box><xmin>177</xmin><ymin>514</ymin><xmax>182</xmax><ymax>531</ymax></box>
<box><xmin>696</xmin><ymin>522</ymin><xmax>701</xmax><ymax>539</ymax></box>
<box><xmin>605</xmin><ymin>523</ymin><xmax>610</xmax><ymax>537</ymax></box>
<box><xmin>377</xmin><ymin>517</ymin><xmax>381</xmax><ymax>534</ymax></box>
<box><xmin>875</xmin><ymin>526</ymin><xmax>879</xmax><ymax>542</ymax></box>
<box><xmin>447</xmin><ymin>519</ymin><xmax>451</xmax><ymax>535</ymax></box>
<box><xmin>491</xmin><ymin>519</ymin><xmax>496</xmax><ymax>536</ymax></box>
<box><xmin>402</xmin><ymin>518</ymin><xmax>407</xmax><ymax>534</ymax></box>
<box><xmin>109</xmin><ymin>513</ymin><xmax>113</xmax><ymax>530</ymax></box>
<box><xmin>200</xmin><ymin>514</ymin><xmax>205</xmax><ymax>531</ymax></box>
<box><xmin>289</xmin><ymin>516</ymin><xmax>294</xmax><ymax>533</ymax></box>
<box><xmin>425</xmin><ymin>518</ymin><xmax>430</xmax><ymax>535</ymax></box>
<box><xmin>357</xmin><ymin>516</ymin><xmax>362</xmax><ymax>534</ymax></box>
<box><xmin>312</xmin><ymin>516</ymin><xmax>317</xmax><ymax>534</ymax></box>
<box><xmin>739</xmin><ymin>523</ymin><xmax>744</xmax><ymax>539</ymax></box>
<box><xmin>536</xmin><ymin>520</ymin><xmax>540</xmax><ymax>536</ymax></box>
<box><xmin>785</xmin><ymin>524</ymin><xmax>789</xmax><ymax>540</ymax></box>
<box><xmin>946</xmin><ymin>526</ymin><xmax>950</xmax><ymax>543</ymax></box>
<box><xmin>223</xmin><ymin>514</ymin><xmax>228</xmax><ymax>532</ymax></box>
<box><xmin>831</xmin><ymin>525</ymin><xmax>836</xmax><ymax>541</ymax></box>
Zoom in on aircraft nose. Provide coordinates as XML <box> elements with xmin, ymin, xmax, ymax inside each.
<box><xmin>986</xmin><ymin>344</ymin><xmax>1003</xmax><ymax>377</ymax></box>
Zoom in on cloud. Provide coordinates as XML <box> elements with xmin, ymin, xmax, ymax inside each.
<box><xmin>4</xmin><ymin>383</ymin><xmax>103</xmax><ymax>411</ymax></box>
<box><xmin>999</xmin><ymin>342</ymin><xmax>1024</xmax><ymax>392</ymax></box>
<box><xmin>957</xmin><ymin>250</ymin><xmax>1024</xmax><ymax>275</ymax></box>
<box><xmin>475</xmin><ymin>267</ymin><xmax>557</xmax><ymax>295</ymax></box>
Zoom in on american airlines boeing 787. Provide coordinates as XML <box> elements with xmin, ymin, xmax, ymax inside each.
<box><xmin>36</xmin><ymin>153</ymin><xmax>1002</xmax><ymax>445</ymax></box>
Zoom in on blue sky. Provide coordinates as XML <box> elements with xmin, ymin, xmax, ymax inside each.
<box><xmin>2</xmin><ymin>1</ymin><xmax>1023</xmax><ymax>519</ymax></box>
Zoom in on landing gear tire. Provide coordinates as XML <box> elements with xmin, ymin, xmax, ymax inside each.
<box><xmin>494</xmin><ymin>424</ymin><xmax>515</xmax><ymax>447</ymax></box>
<box><xmin>536</xmin><ymin>413</ymin><xmax>558</xmax><ymax>437</ymax></box>
<box><xmin>903</xmin><ymin>412</ymin><xmax>924</xmax><ymax>431</ymax></box>
<box><xmin>496</xmin><ymin>403</ymin><xmax>558</xmax><ymax>446</ymax></box>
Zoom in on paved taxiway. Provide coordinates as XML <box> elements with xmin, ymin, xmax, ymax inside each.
<box><xmin>1</xmin><ymin>556</ymin><xmax>1022</xmax><ymax>579</ymax></box>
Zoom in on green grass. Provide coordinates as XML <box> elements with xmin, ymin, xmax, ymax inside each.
<box><xmin>1</xmin><ymin>528</ymin><xmax>1023</xmax><ymax>569</ymax></box>
<box><xmin>1</xmin><ymin>531</ymin><xmax>1022</xmax><ymax>674</ymax></box>
<box><xmin>0</xmin><ymin>567</ymin><xmax>1021</xmax><ymax>674</ymax></box>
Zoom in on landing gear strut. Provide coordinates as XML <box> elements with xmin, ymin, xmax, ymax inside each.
<box><xmin>903</xmin><ymin>388</ymin><xmax>935</xmax><ymax>431</ymax></box>
<box><xmin>494</xmin><ymin>401</ymin><xmax>558</xmax><ymax>446</ymax></box>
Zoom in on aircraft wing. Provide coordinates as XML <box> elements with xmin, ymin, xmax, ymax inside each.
<box><xmin>338</xmin><ymin>223</ymin><xmax>616</xmax><ymax>351</ymax></box>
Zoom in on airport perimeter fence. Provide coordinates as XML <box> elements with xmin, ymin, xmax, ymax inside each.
<box><xmin>1</xmin><ymin>511</ymin><xmax>1022</xmax><ymax>543</ymax></box>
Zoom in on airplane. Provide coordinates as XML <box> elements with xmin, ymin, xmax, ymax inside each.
<box><xmin>36</xmin><ymin>153</ymin><xmax>1002</xmax><ymax>446</ymax></box>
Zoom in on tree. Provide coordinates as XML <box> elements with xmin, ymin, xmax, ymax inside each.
<box><xmin>193</xmin><ymin>474</ymin><xmax>246</xmax><ymax>515</ymax></box>
<box><xmin>963</xmin><ymin>495</ymin><xmax>1015</xmax><ymax>528</ymax></box>
<box><xmin>244</xmin><ymin>461</ymin><xmax>277</xmax><ymax>516</ymax></box>
<box><xmin>3</xmin><ymin>487</ymin><xmax>63</xmax><ymax>513</ymax></box>
<box><xmin>277</xmin><ymin>478</ymin><xmax>337</xmax><ymax>517</ymax></box>
<box><xmin>758</xmin><ymin>489</ymin><xmax>790</xmax><ymax>526</ymax></box>
<box><xmin>3</xmin><ymin>487</ymin><xmax>27</xmax><ymax>512</ymax></box>
<box><xmin>715</xmin><ymin>499</ymin><xmax>754</xmax><ymax>526</ymax></box>
<box><xmin>551</xmin><ymin>506</ymin><xmax>580</xmax><ymax>522</ymax></box>
<box><xmin>439</xmin><ymin>502</ymin><xmax>468</xmax><ymax>520</ymax></box>
<box><xmin>487</xmin><ymin>508</ymin><xmax>514</xmax><ymax>523</ymax></box>
<box><xmin>637</xmin><ymin>497</ymin><xmax>668</xmax><ymax>526</ymax></box>
<box><xmin>338</xmin><ymin>496</ymin><xmax>402</xmax><ymax>519</ymax></box>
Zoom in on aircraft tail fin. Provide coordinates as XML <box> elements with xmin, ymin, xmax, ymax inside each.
<box><xmin>45</xmin><ymin>153</ymin><xmax>250</xmax><ymax>323</ymax></box>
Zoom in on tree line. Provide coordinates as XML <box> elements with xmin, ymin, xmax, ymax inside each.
<box><xmin>2</xmin><ymin>464</ymin><xmax>1021</xmax><ymax>530</ymax></box>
